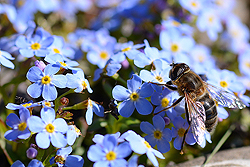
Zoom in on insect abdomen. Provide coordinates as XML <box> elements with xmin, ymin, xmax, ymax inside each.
<box><xmin>198</xmin><ymin>92</ymin><xmax>218</xmax><ymax>132</ymax></box>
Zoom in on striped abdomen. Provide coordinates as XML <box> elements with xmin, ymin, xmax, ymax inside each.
<box><xmin>197</xmin><ymin>92</ymin><xmax>218</xmax><ymax>132</ymax></box>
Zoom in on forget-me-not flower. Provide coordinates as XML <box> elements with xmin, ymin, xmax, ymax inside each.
<box><xmin>85</xmin><ymin>99</ymin><xmax>104</xmax><ymax>125</ymax></box>
<box><xmin>112</xmin><ymin>74</ymin><xmax>154</xmax><ymax>117</ymax></box>
<box><xmin>140</xmin><ymin>115</ymin><xmax>172</xmax><ymax>153</ymax></box>
<box><xmin>87</xmin><ymin>134</ymin><xmax>132</xmax><ymax>167</ymax></box>
<box><xmin>50</xmin><ymin>146</ymin><xmax>84</xmax><ymax>167</ymax></box>
<box><xmin>4</xmin><ymin>107</ymin><xmax>31</xmax><ymax>141</ymax></box>
<box><xmin>27</xmin><ymin>107</ymin><xmax>68</xmax><ymax>149</ymax></box>
<box><xmin>11</xmin><ymin>159</ymin><xmax>44</xmax><ymax>167</ymax></box>
<box><xmin>26</xmin><ymin>64</ymin><xmax>67</xmax><ymax>101</ymax></box>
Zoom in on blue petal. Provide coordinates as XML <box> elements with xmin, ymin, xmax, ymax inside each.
<box><xmin>153</xmin><ymin>115</ymin><xmax>165</xmax><ymax>130</ymax></box>
<box><xmin>26</xmin><ymin>66</ymin><xmax>43</xmax><ymax>82</ymax></box>
<box><xmin>118</xmin><ymin>100</ymin><xmax>135</xmax><ymax>117</ymax></box>
<box><xmin>52</xmin><ymin>75</ymin><xmax>67</xmax><ymax>88</ymax></box>
<box><xmin>4</xmin><ymin>130</ymin><xmax>18</xmax><ymax>141</ymax></box>
<box><xmin>27</xmin><ymin>159</ymin><xmax>44</xmax><ymax>167</ymax></box>
<box><xmin>67</xmin><ymin>128</ymin><xmax>77</xmax><ymax>145</ymax></box>
<box><xmin>138</xmin><ymin>83</ymin><xmax>153</xmax><ymax>98</ymax></box>
<box><xmin>92</xmin><ymin>103</ymin><xmax>104</xmax><ymax>117</ymax></box>
<box><xmin>87</xmin><ymin>145</ymin><xmax>105</xmax><ymax>162</ymax></box>
<box><xmin>157</xmin><ymin>139</ymin><xmax>170</xmax><ymax>153</ymax></box>
<box><xmin>41</xmin><ymin>107</ymin><xmax>55</xmax><ymax>124</ymax></box>
<box><xmin>27</xmin><ymin>116</ymin><xmax>45</xmax><ymax>133</ymax></box>
<box><xmin>57</xmin><ymin>146</ymin><xmax>72</xmax><ymax>156</ymax></box>
<box><xmin>53</xmin><ymin>118</ymin><xmax>68</xmax><ymax>134</ymax></box>
<box><xmin>112</xmin><ymin>85</ymin><xmax>130</xmax><ymax>101</ymax></box>
<box><xmin>44</xmin><ymin>64</ymin><xmax>60</xmax><ymax>76</ymax></box>
<box><xmin>135</xmin><ymin>98</ymin><xmax>153</xmax><ymax>115</ymax></box>
<box><xmin>146</xmin><ymin>150</ymin><xmax>158</xmax><ymax>167</ymax></box>
<box><xmin>86</xmin><ymin>106</ymin><xmax>93</xmax><ymax>125</ymax></box>
<box><xmin>51</xmin><ymin>132</ymin><xmax>67</xmax><ymax>148</ymax></box>
<box><xmin>140</xmin><ymin>121</ymin><xmax>154</xmax><ymax>134</ymax></box>
<box><xmin>173</xmin><ymin>136</ymin><xmax>182</xmax><ymax>150</ymax></box>
<box><xmin>127</xmin><ymin>74</ymin><xmax>142</xmax><ymax>92</ymax></box>
<box><xmin>36</xmin><ymin>131</ymin><xmax>50</xmax><ymax>149</ymax></box>
<box><xmin>41</xmin><ymin>36</ymin><xmax>54</xmax><ymax>47</ymax></box>
<box><xmin>0</xmin><ymin>56</ymin><xmax>14</xmax><ymax>69</ymax></box>
<box><xmin>15</xmin><ymin>35</ymin><xmax>29</xmax><ymax>48</ymax></box>
<box><xmin>162</xmin><ymin>128</ymin><xmax>172</xmax><ymax>142</ymax></box>
<box><xmin>11</xmin><ymin>160</ymin><xmax>25</xmax><ymax>167</ymax></box>
<box><xmin>27</xmin><ymin>82</ymin><xmax>43</xmax><ymax>98</ymax></box>
<box><xmin>65</xmin><ymin>155</ymin><xmax>84</xmax><ymax>167</ymax></box>
<box><xmin>6</xmin><ymin>113</ymin><xmax>20</xmax><ymax>127</ymax></box>
<box><xmin>144</xmin><ymin>134</ymin><xmax>157</xmax><ymax>147</ymax></box>
<box><xmin>42</xmin><ymin>84</ymin><xmax>57</xmax><ymax>101</ymax></box>
<box><xmin>19</xmin><ymin>49</ymin><xmax>34</xmax><ymax>58</ymax></box>
<box><xmin>103</xmin><ymin>135</ymin><xmax>116</xmax><ymax>151</ymax></box>
<box><xmin>115</xmin><ymin>142</ymin><xmax>132</xmax><ymax>158</ymax></box>
<box><xmin>18</xmin><ymin>128</ymin><xmax>31</xmax><ymax>139</ymax></box>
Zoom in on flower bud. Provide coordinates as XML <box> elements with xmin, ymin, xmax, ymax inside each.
<box><xmin>26</xmin><ymin>147</ymin><xmax>38</xmax><ymax>159</ymax></box>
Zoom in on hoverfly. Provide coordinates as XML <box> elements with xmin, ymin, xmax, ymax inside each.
<box><xmin>154</xmin><ymin>63</ymin><xmax>246</xmax><ymax>151</ymax></box>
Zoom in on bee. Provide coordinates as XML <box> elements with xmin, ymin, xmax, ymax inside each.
<box><xmin>155</xmin><ymin>63</ymin><xmax>246</xmax><ymax>151</ymax></box>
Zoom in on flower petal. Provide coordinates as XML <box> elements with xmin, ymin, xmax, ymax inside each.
<box><xmin>36</xmin><ymin>131</ymin><xmax>50</xmax><ymax>149</ymax></box>
<box><xmin>27</xmin><ymin>82</ymin><xmax>43</xmax><ymax>98</ymax></box>
<box><xmin>118</xmin><ymin>100</ymin><xmax>135</xmax><ymax>117</ymax></box>
<box><xmin>135</xmin><ymin>98</ymin><xmax>153</xmax><ymax>115</ymax></box>
<box><xmin>51</xmin><ymin>132</ymin><xmax>67</xmax><ymax>148</ymax></box>
<box><xmin>112</xmin><ymin>85</ymin><xmax>130</xmax><ymax>101</ymax></box>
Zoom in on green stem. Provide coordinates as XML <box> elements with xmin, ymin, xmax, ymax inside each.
<box><xmin>203</xmin><ymin>125</ymin><xmax>235</xmax><ymax>166</ymax></box>
<box><xmin>54</xmin><ymin>89</ymin><xmax>75</xmax><ymax>111</ymax></box>
<box><xmin>111</xmin><ymin>74</ymin><xmax>127</xmax><ymax>87</ymax></box>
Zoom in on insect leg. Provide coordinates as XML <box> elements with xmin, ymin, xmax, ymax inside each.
<box><xmin>154</xmin><ymin>96</ymin><xmax>184</xmax><ymax>115</ymax></box>
<box><xmin>180</xmin><ymin>102</ymin><xmax>191</xmax><ymax>154</ymax></box>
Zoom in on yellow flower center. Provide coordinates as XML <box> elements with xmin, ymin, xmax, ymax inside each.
<box><xmin>171</xmin><ymin>44</ymin><xmax>179</xmax><ymax>52</ymax></box>
<box><xmin>130</xmin><ymin>92</ymin><xmax>139</xmax><ymax>101</ymax></box>
<box><xmin>172</xmin><ymin>20</ymin><xmax>180</xmax><ymax>27</ymax></box>
<box><xmin>44</xmin><ymin>101</ymin><xmax>52</xmax><ymax>107</ymax></box>
<box><xmin>31</xmin><ymin>43</ymin><xmax>41</xmax><ymax>50</ymax></box>
<box><xmin>245</xmin><ymin>62</ymin><xmax>250</xmax><ymax>68</ymax></box>
<box><xmin>45</xmin><ymin>123</ymin><xmax>55</xmax><ymax>133</ymax></box>
<box><xmin>82</xmin><ymin>81</ymin><xmax>87</xmax><ymax>90</ymax></box>
<box><xmin>144</xmin><ymin>141</ymin><xmax>151</xmax><ymax>148</ymax></box>
<box><xmin>22</xmin><ymin>103</ymin><xmax>32</xmax><ymax>108</ymax></box>
<box><xmin>18</xmin><ymin>122</ymin><xmax>27</xmax><ymax>131</ymax></box>
<box><xmin>99</xmin><ymin>51</ymin><xmax>109</xmax><ymax>60</ymax></box>
<box><xmin>53</xmin><ymin>48</ymin><xmax>61</xmax><ymax>54</ymax></box>
<box><xmin>191</xmin><ymin>1</ymin><xmax>197</xmax><ymax>7</ymax></box>
<box><xmin>59</xmin><ymin>62</ymin><xmax>67</xmax><ymax>67</ymax></box>
<box><xmin>208</xmin><ymin>16</ymin><xmax>214</xmax><ymax>23</ymax></box>
<box><xmin>178</xmin><ymin>128</ymin><xmax>186</xmax><ymax>137</ymax></box>
<box><xmin>198</xmin><ymin>55</ymin><xmax>205</xmax><ymax>62</ymax></box>
<box><xmin>106</xmin><ymin>151</ymin><xmax>117</xmax><ymax>161</ymax></box>
<box><xmin>88</xmin><ymin>99</ymin><xmax>93</xmax><ymax>108</ymax></box>
<box><xmin>155</xmin><ymin>76</ymin><xmax>163</xmax><ymax>82</ymax></box>
<box><xmin>154</xmin><ymin>130</ymin><xmax>162</xmax><ymax>139</ymax></box>
<box><xmin>161</xmin><ymin>98</ymin><xmax>169</xmax><ymax>108</ymax></box>
<box><xmin>54</xmin><ymin>155</ymin><xmax>65</xmax><ymax>164</ymax></box>
<box><xmin>41</xmin><ymin>76</ymin><xmax>51</xmax><ymax>85</ymax></box>
<box><xmin>122</xmin><ymin>47</ymin><xmax>131</xmax><ymax>52</ymax></box>
<box><xmin>220</xmin><ymin>81</ymin><xmax>228</xmax><ymax>88</ymax></box>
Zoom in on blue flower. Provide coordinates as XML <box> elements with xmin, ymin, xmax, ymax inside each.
<box><xmin>196</xmin><ymin>8</ymin><xmax>222</xmax><ymax>41</ymax></box>
<box><xmin>139</xmin><ymin>59</ymin><xmax>171</xmax><ymax>85</ymax></box>
<box><xmin>140</xmin><ymin>115</ymin><xmax>172</xmax><ymax>153</ymax></box>
<box><xmin>45</xmin><ymin>53</ymin><xmax>79</xmax><ymax>70</ymax></box>
<box><xmin>179</xmin><ymin>0</ymin><xmax>204</xmax><ymax>15</ymax></box>
<box><xmin>0</xmin><ymin>49</ymin><xmax>15</xmax><ymax>70</ymax></box>
<box><xmin>50</xmin><ymin>146</ymin><xmax>84</xmax><ymax>167</ymax></box>
<box><xmin>124</xmin><ymin>130</ymin><xmax>165</xmax><ymax>167</ymax></box>
<box><xmin>172</xmin><ymin>116</ymin><xmax>196</xmax><ymax>150</ymax></box>
<box><xmin>133</xmin><ymin>40</ymin><xmax>169</xmax><ymax>68</ymax></box>
<box><xmin>11</xmin><ymin>159</ymin><xmax>44</xmax><ymax>167</ymax></box>
<box><xmin>27</xmin><ymin>107</ymin><xmax>68</xmax><ymax>149</ymax></box>
<box><xmin>206</xmin><ymin>69</ymin><xmax>243</xmax><ymax>93</ymax></box>
<box><xmin>150</xmin><ymin>88</ymin><xmax>176</xmax><ymax>117</ymax></box>
<box><xmin>112</xmin><ymin>74</ymin><xmax>154</xmax><ymax>117</ymax></box>
<box><xmin>87</xmin><ymin>134</ymin><xmax>132</xmax><ymax>167</ymax></box>
<box><xmin>159</xmin><ymin>28</ymin><xmax>194</xmax><ymax>64</ymax></box>
<box><xmin>239</xmin><ymin>49</ymin><xmax>250</xmax><ymax>78</ymax></box>
<box><xmin>4</xmin><ymin>107</ymin><xmax>31</xmax><ymax>141</ymax></box>
<box><xmin>66</xmin><ymin>125</ymin><xmax>81</xmax><ymax>146</ymax></box>
<box><xmin>66</xmin><ymin>69</ymin><xmax>93</xmax><ymax>93</ymax></box>
<box><xmin>46</xmin><ymin>35</ymin><xmax>75</xmax><ymax>59</ymax></box>
<box><xmin>112</xmin><ymin>41</ymin><xmax>144</xmax><ymax>62</ymax></box>
<box><xmin>86</xmin><ymin>99</ymin><xmax>104</xmax><ymax>125</ymax></box>
<box><xmin>15</xmin><ymin>33</ymin><xmax>54</xmax><ymax>58</ymax></box>
<box><xmin>26</xmin><ymin>64</ymin><xmax>67</xmax><ymax>101</ymax></box>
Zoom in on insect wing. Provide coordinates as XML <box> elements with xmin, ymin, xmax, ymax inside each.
<box><xmin>185</xmin><ymin>93</ymin><xmax>206</xmax><ymax>146</ymax></box>
<box><xmin>204</xmin><ymin>82</ymin><xmax>246</xmax><ymax>109</ymax></box>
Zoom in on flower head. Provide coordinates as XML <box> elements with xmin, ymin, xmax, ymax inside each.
<box><xmin>112</xmin><ymin>74</ymin><xmax>154</xmax><ymax>117</ymax></box>
<box><xmin>27</xmin><ymin>108</ymin><xmax>68</xmax><ymax>149</ymax></box>
<box><xmin>87</xmin><ymin>134</ymin><xmax>132</xmax><ymax>167</ymax></box>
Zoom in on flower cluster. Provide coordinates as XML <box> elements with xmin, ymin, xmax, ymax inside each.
<box><xmin>1</xmin><ymin>0</ymin><xmax>250</xmax><ymax>166</ymax></box>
